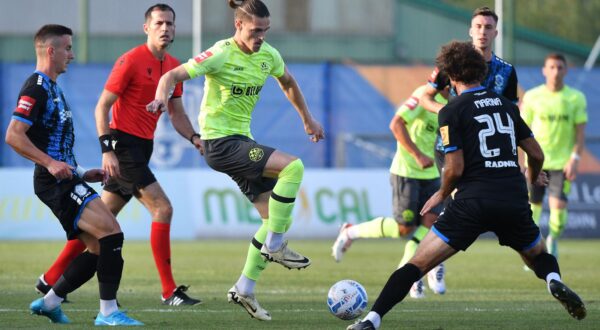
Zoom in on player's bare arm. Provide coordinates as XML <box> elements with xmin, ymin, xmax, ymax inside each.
<box><xmin>420</xmin><ymin>84</ymin><xmax>445</xmax><ymax>114</ymax></box>
<box><xmin>148</xmin><ymin>65</ymin><xmax>191</xmax><ymax>114</ymax></box>
<box><xmin>518</xmin><ymin>137</ymin><xmax>546</xmax><ymax>186</ymax></box>
<box><xmin>275</xmin><ymin>66</ymin><xmax>324</xmax><ymax>142</ymax></box>
<box><xmin>95</xmin><ymin>89</ymin><xmax>121</xmax><ymax>178</ymax></box>
<box><xmin>168</xmin><ymin>97</ymin><xmax>204</xmax><ymax>154</ymax></box>
<box><xmin>389</xmin><ymin>115</ymin><xmax>433</xmax><ymax>169</ymax></box>
<box><xmin>421</xmin><ymin>150</ymin><xmax>463</xmax><ymax>215</ymax></box>
<box><xmin>564</xmin><ymin>123</ymin><xmax>585</xmax><ymax>181</ymax></box>
<box><xmin>5</xmin><ymin>119</ymin><xmax>72</xmax><ymax>180</ymax></box>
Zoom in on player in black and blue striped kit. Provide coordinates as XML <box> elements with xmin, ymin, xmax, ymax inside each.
<box><xmin>5</xmin><ymin>24</ymin><xmax>142</xmax><ymax>326</ymax></box>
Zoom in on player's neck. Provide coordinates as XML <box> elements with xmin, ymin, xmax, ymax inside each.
<box><xmin>146</xmin><ymin>43</ymin><xmax>168</xmax><ymax>61</ymax></box>
<box><xmin>477</xmin><ymin>47</ymin><xmax>493</xmax><ymax>62</ymax></box>
<box><xmin>35</xmin><ymin>62</ymin><xmax>58</xmax><ymax>81</ymax></box>
<box><xmin>233</xmin><ymin>35</ymin><xmax>253</xmax><ymax>54</ymax></box>
<box><xmin>454</xmin><ymin>82</ymin><xmax>481</xmax><ymax>95</ymax></box>
<box><xmin>545</xmin><ymin>81</ymin><xmax>564</xmax><ymax>92</ymax></box>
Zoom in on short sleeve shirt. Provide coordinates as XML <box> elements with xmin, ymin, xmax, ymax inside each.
<box><xmin>182</xmin><ymin>38</ymin><xmax>285</xmax><ymax>139</ymax></box>
<box><xmin>438</xmin><ymin>87</ymin><xmax>532</xmax><ymax>201</ymax></box>
<box><xmin>105</xmin><ymin>44</ymin><xmax>183</xmax><ymax>139</ymax></box>
<box><xmin>521</xmin><ymin>85</ymin><xmax>587</xmax><ymax>170</ymax></box>
<box><xmin>390</xmin><ymin>91</ymin><xmax>445</xmax><ymax>179</ymax></box>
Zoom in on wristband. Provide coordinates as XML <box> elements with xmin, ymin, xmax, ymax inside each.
<box><xmin>571</xmin><ymin>152</ymin><xmax>580</xmax><ymax>161</ymax></box>
<box><xmin>75</xmin><ymin>165</ymin><xmax>87</xmax><ymax>178</ymax></box>
<box><xmin>99</xmin><ymin>134</ymin><xmax>114</xmax><ymax>153</ymax></box>
<box><xmin>189</xmin><ymin>133</ymin><xmax>201</xmax><ymax>144</ymax></box>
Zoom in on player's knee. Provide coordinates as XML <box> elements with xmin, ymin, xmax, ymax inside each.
<box><xmin>153</xmin><ymin>201</ymin><xmax>173</xmax><ymax>221</ymax></box>
<box><xmin>280</xmin><ymin>158</ymin><xmax>304</xmax><ymax>182</ymax></box>
<box><xmin>398</xmin><ymin>224</ymin><xmax>413</xmax><ymax>237</ymax></box>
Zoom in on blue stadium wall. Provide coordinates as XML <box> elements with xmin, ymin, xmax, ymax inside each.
<box><xmin>1</xmin><ymin>63</ymin><xmax>600</xmax><ymax>238</ymax></box>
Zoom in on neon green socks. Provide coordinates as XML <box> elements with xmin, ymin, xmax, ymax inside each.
<box><xmin>349</xmin><ymin>217</ymin><xmax>399</xmax><ymax>239</ymax></box>
<box><xmin>530</xmin><ymin>203</ymin><xmax>542</xmax><ymax>225</ymax></box>
<box><xmin>268</xmin><ymin>159</ymin><xmax>304</xmax><ymax>233</ymax></box>
<box><xmin>399</xmin><ymin>225</ymin><xmax>429</xmax><ymax>266</ymax></box>
<box><xmin>241</xmin><ymin>222</ymin><xmax>269</xmax><ymax>281</ymax></box>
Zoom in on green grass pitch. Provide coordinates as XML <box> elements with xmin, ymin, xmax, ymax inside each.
<box><xmin>0</xmin><ymin>239</ymin><xmax>598</xmax><ymax>329</ymax></box>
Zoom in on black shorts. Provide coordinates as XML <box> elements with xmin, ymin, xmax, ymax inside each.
<box><xmin>203</xmin><ymin>135</ymin><xmax>276</xmax><ymax>202</ymax></box>
<box><xmin>432</xmin><ymin>198</ymin><xmax>541</xmax><ymax>252</ymax></box>
<box><xmin>103</xmin><ymin>129</ymin><xmax>157</xmax><ymax>202</ymax></box>
<box><xmin>35</xmin><ymin>176</ymin><xmax>99</xmax><ymax>240</ymax></box>
<box><xmin>528</xmin><ymin>170</ymin><xmax>569</xmax><ymax>203</ymax></box>
<box><xmin>391</xmin><ymin>174</ymin><xmax>442</xmax><ymax>226</ymax></box>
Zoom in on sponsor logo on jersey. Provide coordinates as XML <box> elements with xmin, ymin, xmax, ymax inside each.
<box><xmin>194</xmin><ymin>50</ymin><xmax>213</xmax><ymax>63</ymax></box>
<box><xmin>484</xmin><ymin>160</ymin><xmax>518</xmax><ymax>168</ymax></box>
<box><xmin>231</xmin><ymin>84</ymin><xmax>263</xmax><ymax>97</ymax></box>
<box><xmin>440</xmin><ymin>125</ymin><xmax>450</xmax><ymax>146</ymax></box>
<box><xmin>233</xmin><ymin>66</ymin><xmax>244</xmax><ymax>71</ymax></box>
<box><xmin>474</xmin><ymin>97</ymin><xmax>502</xmax><ymax>109</ymax></box>
<box><xmin>404</xmin><ymin>96</ymin><xmax>419</xmax><ymax>110</ymax></box>
<box><xmin>16</xmin><ymin>96</ymin><xmax>36</xmax><ymax>115</ymax></box>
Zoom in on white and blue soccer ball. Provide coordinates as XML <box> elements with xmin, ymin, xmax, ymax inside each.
<box><xmin>327</xmin><ymin>279</ymin><xmax>368</xmax><ymax>320</ymax></box>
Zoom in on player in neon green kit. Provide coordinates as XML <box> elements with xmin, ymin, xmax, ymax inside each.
<box><xmin>148</xmin><ymin>0</ymin><xmax>324</xmax><ymax>321</ymax></box>
<box><xmin>521</xmin><ymin>53</ymin><xmax>587</xmax><ymax>258</ymax></box>
<box><xmin>332</xmin><ymin>85</ymin><xmax>448</xmax><ymax>298</ymax></box>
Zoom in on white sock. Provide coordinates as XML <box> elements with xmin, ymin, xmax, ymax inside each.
<box><xmin>235</xmin><ymin>274</ymin><xmax>256</xmax><ymax>296</ymax></box>
<box><xmin>100</xmin><ymin>299</ymin><xmax>119</xmax><ymax>317</ymax></box>
<box><xmin>364</xmin><ymin>311</ymin><xmax>381</xmax><ymax>329</ymax></box>
<box><xmin>265</xmin><ymin>231</ymin><xmax>284</xmax><ymax>251</ymax></box>
<box><xmin>43</xmin><ymin>289</ymin><xmax>64</xmax><ymax>310</ymax></box>
<box><xmin>546</xmin><ymin>272</ymin><xmax>562</xmax><ymax>294</ymax></box>
<box><xmin>346</xmin><ymin>226</ymin><xmax>361</xmax><ymax>240</ymax></box>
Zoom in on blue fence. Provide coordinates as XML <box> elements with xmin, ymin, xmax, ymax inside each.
<box><xmin>1</xmin><ymin>62</ymin><xmax>599</xmax><ymax>168</ymax></box>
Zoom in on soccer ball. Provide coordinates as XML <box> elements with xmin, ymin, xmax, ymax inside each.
<box><xmin>327</xmin><ymin>279</ymin><xmax>368</xmax><ymax>320</ymax></box>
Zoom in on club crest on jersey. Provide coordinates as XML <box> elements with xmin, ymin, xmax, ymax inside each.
<box><xmin>249</xmin><ymin>147</ymin><xmax>264</xmax><ymax>162</ymax></box>
<box><xmin>494</xmin><ymin>74</ymin><xmax>505</xmax><ymax>92</ymax></box>
<box><xmin>16</xmin><ymin>96</ymin><xmax>36</xmax><ymax>115</ymax></box>
<box><xmin>260</xmin><ymin>62</ymin><xmax>269</xmax><ymax>73</ymax></box>
<box><xmin>194</xmin><ymin>50</ymin><xmax>213</xmax><ymax>63</ymax></box>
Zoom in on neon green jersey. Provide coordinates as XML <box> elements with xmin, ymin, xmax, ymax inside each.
<box><xmin>390</xmin><ymin>88</ymin><xmax>445</xmax><ymax>179</ymax></box>
<box><xmin>183</xmin><ymin>38</ymin><xmax>285</xmax><ymax>139</ymax></box>
<box><xmin>521</xmin><ymin>84</ymin><xmax>587</xmax><ymax>170</ymax></box>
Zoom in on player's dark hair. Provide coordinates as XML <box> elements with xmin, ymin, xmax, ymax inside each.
<box><xmin>145</xmin><ymin>3</ymin><xmax>176</xmax><ymax>22</ymax></box>
<box><xmin>34</xmin><ymin>24</ymin><xmax>72</xmax><ymax>46</ymax></box>
<box><xmin>472</xmin><ymin>6</ymin><xmax>498</xmax><ymax>23</ymax></box>
<box><xmin>545</xmin><ymin>53</ymin><xmax>567</xmax><ymax>66</ymax></box>
<box><xmin>436</xmin><ymin>41</ymin><xmax>487</xmax><ymax>85</ymax></box>
<box><xmin>228</xmin><ymin>0</ymin><xmax>270</xmax><ymax>20</ymax></box>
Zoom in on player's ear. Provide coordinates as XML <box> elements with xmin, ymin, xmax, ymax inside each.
<box><xmin>143</xmin><ymin>23</ymin><xmax>149</xmax><ymax>35</ymax></box>
<box><xmin>234</xmin><ymin>19</ymin><xmax>242</xmax><ymax>31</ymax></box>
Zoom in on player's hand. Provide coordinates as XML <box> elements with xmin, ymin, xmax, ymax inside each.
<box><xmin>102</xmin><ymin>152</ymin><xmax>121</xmax><ymax>178</ymax></box>
<box><xmin>416</xmin><ymin>154</ymin><xmax>434</xmax><ymax>169</ymax></box>
<box><xmin>304</xmin><ymin>117</ymin><xmax>325</xmax><ymax>143</ymax></box>
<box><xmin>421</xmin><ymin>191</ymin><xmax>444</xmax><ymax>216</ymax></box>
<box><xmin>47</xmin><ymin>159</ymin><xmax>73</xmax><ymax>180</ymax></box>
<box><xmin>83</xmin><ymin>168</ymin><xmax>109</xmax><ymax>185</ymax></box>
<box><xmin>534</xmin><ymin>170</ymin><xmax>549</xmax><ymax>187</ymax></box>
<box><xmin>564</xmin><ymin>158</ymin><xmax>578</xmax><ymax>181</ymax></box>
<box><xmin>191</xmin><ymin>136</ymin><xmax>205</xmax><ymax>155</ymax></box>
<box><xmin>146</xmin><ymin>99</ymin><xmax>167</xmax><ymax>114</ymax></box>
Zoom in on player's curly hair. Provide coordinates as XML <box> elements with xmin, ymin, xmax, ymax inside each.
<box><xmin>436</xmin><ymin>40</ymin><xmax>487</xmax><ymax>85</ymax></box>
<box><xmin>228</xmin><ymin>0</ymin><xmax>270</xmax><ymax>20</ymax></box>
